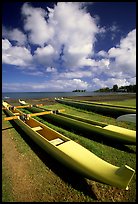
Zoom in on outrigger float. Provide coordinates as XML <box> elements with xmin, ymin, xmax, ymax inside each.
<box><xmin>19</xmin><ymin>100</ymin><xmax>136</xmax><ymax>145</ymax></box>
<box><xmin>2</xmin><ymin>101</ymin><xmax>135</xmax><ymax>190</ymax></box>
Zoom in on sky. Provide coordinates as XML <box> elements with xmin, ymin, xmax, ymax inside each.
<box><xmin>2</xmin><ymin>2</ymin><xmax>136</xmax><ymax>92</ymax></box>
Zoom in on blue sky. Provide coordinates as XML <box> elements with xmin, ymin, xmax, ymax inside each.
<box><xmin>2</xmin><ymin>2</ymin><xmax>136</xmax><ymax>92</ymax></box>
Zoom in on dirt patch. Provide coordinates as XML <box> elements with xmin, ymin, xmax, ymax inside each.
<box><xmin>2</xmin><ymin>116</ymin><xmax>43</xmax><ymax>201</ymax></box>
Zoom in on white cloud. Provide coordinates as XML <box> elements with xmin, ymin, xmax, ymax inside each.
<box><xmin>3</xmin><ymin>78</ymin><xmax>88</xmax><ymax>92</ymax></box>
<box><xmin>2</xmin><ymin>26</ymin><xmax>27</xmax><ymax>45</ymax></box>
<box><xmin>92</xmin><ymin>77</ymin><xmax>131</xmax><ymax>90</ymax></box>
<box><xmin>97</xmin><ymin>50</ymin><xmax>108</xmax><ymax>57</ymax></box>
<box><xmin>93</xmin><ymin>29</ymin><xmax>136</xmax><ymax>89</ymax></box>
<box><xmin>2</xmin><ymin>3</ymin><xmax>136</xmax><ymax>92</ymax></box>
<box><xmin>108</xmin><ymin>29</ymin><xmax>136</xmax><ymax>76</ymax></box>
<box><xmin>35</xmin><ymin>45</ymin><xmax>55</xmax><ymax>56</ymax></box>
<box><xmin>21</xmin><ymin>3</ymin><xmax>54</xmax><ymax>46</ymax></box>
<box><xmin>59</xmin><ymin>71</ymin><xmax>92</xmax><ymax>79</ymax></box>
<box><xmin>34</xmin><ymin>45</ymin><xmax>56</xmax><ymax>66</ymax></box>
<box><xmin>46</xmin><ymin>67</ymin><xmax>57</xmax><ymax>73</ymax></box>
<box><xmin>21</xmin><ymin>2</ymin><xmax>99</xmax><ymax>69</ymax></box>
<box><xmin>2</xmin><ymin>39</ymin><xmax>33</xmax><ymax>67</ymax></box>
<box><xmin>2</xmin><ymin>39</ymin><xmax>11</xmax><ymax>50</ymax></box>
<box><xmin>2</xmin><ymin>2</ymin><xmax>100</xmax><ymax>71</ymax></box>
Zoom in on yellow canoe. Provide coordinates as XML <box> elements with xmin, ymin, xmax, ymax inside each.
<box><xmin>2</xmin><ymin>101</ymin><xmax>135</xmax><ymax>190</ymax></box>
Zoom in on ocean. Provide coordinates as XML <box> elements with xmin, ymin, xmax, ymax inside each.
<box><xmin>2</xmin><ymin>91</ymin><xmax>116</xmax><ymax>99</ymax></box>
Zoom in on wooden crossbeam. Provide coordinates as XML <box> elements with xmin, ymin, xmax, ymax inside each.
<box><xmin>4</xmin><ymin>109</ymin><xmax>65</xmax><ymax>121</ymax></box>
<box><xmin>4</xmin><ymin>110</ymin><xmax>52</xmax><ymax>121</ymax></box>
<box><xmin>9</xmin><ymin>104</ymin><xmax>43</xmax><ymax>109</ymax></box>
<box><xmin>14</xmin><ymin>105</ymin><xmax>32</xmax><ymax>109</ymax></box>
<box><xmin>28</xmin><ymin>111</ymin><xmax>53</xmax><ymax>117</ymax></box>
<box><xmin>4</xmin><ymin>115</ymin><xmax>19</xmax><ymax>121</ymax></box>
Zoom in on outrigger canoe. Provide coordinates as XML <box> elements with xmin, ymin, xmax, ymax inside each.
<box><xmin>3</xmin><ymin>101</ymin><xmax>135</xmax><ymax>189</ymax></box>
<box><xmin>19</xmin><ymin>100</ymin><xmax>136</xmax><ymax>145</ymax></box>
<box><xmin>62</xmin><ymin>98</ymin><xmax>136</xmax><ymax>110</ymax></box>
<box><xmin>55</xmin><ymin>98</ymin><xmax>136</xmax><ymax>117</ymax></box>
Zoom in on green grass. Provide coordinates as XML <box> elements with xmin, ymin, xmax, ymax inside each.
<box><xmin>105</xmin><ymin>99</ymin><xmax>136</xmax><ymax>107</ymax></box>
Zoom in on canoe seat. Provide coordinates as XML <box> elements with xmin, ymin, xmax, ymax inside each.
<box><xmin>50</xmin><ymin>138</ymin><xmax>64</xmax><ymax>146</ymax></box>
<box><xmin>95</xmin><ymin>125</ymin><xmax>102</xmax><ymax>128</ymax></box>
<box><xmin>31</xmin><ymin>126</ymin><xmax>43</xmax><ymax>131</ymax></box>
<box><xmin>14</xmin><ymin>113</ymin><xmax>20</xmax><ymax>115</ymax></box>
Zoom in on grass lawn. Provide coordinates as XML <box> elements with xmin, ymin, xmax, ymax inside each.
<box><xmin>2</xmin><ymin>97</ymin><xmax>136</xmax><ymax>202</ymax></box>
<box><xmin>104</xmin><ymin>99</ymin><xmax>136</xmax><ymax>107</ymax></box>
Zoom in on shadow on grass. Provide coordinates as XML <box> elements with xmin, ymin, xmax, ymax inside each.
<box><xmin>9</xmin><ymin>120</ymin><xmax>98</xmax><ymax>201</ymax></box>
<box><xmin>98</xmin><ymin>139</ymin><xmax>136</xmax><ymax>154</ymax></box>
<box><xmin>2</xmin><ymin>126</ymin><xmax>14</xmax><ymax>131</ymax></box>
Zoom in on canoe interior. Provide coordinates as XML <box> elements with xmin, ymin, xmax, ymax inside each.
<box><xmin>25</xmin><ymin>118</ymin><xmax>68</xmax><ymax>144</ymax></box>
<box><xmin>6</xmin><ymin>107</ymin><xmax>68</xmax><ymax>146</ymax></box>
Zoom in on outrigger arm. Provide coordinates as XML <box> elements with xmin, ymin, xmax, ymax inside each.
<box><xmin>4</xmin><ymin>110</ymin><xmax>53</xmax><ymax>121</ymax></box>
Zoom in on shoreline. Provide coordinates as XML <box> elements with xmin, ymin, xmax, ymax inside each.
<box><xmin>4</xmin><ymin>93</ymin><xmax>136</xmax><ymax>106</ymax></box>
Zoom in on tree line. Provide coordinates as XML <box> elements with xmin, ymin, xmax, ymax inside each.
<box><xmin>72</xmin><ymin>89</ymin><xmax>86</xmax><ymax>92</ymax></box>
<box><xmin>94</xmin><ymin>84</ymin><xmax>136</xmax><ymax>93</ymax></box>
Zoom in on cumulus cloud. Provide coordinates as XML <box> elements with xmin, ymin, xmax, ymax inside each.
<box><xmin>34</xmin><ymin>44</ymin><xmax>57</xmax><ymax>66</ymax></box>
<box><xmin>93</xmin><ymin>29</ymin><xmax>136</xmax><ymax>89</ymax></box>
<box><xmin>2</xmin><ymin>2</ymin><xmax>136</xmax><ymax>92</ymax></box>
<box><xmin>21</xmin><ymin>3</ymin><xmax>54</xmax><ymax>46</ymax></box>
<box><xmin>2</xmin><ymin>2</ymin><xmax>100</xmax><ymax>72</ymax></box>
<box><xmin>92</xmin><ymin>77</ymin><xmax>131</xmax><ymax>90</ymax></box>
<box><xmin>108</xmin><ymin>29</ymin><xmax>136</xmax><ymax>76</ymax></box>
<box><xmin>2</xmin><ymin>26</ymin><xmax>27</xmax><ymax>45</ymax></box>
<box><xmin>21</xmin><ymin>2</ymin><xmax>99</xmax><ymax>69</ymax></box>
<box><xmin>2</xmin><ymin>39</ymin><xmax>33</xmax><ymax>66</ymax></box>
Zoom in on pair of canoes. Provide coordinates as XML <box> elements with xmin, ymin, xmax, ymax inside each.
<box><xmin>2</xmin><ymin>100</ymin><xmax>135</xmax><ymax>190</ymax></box>
<box><xmin>61</xmin><ymin>98</ymin><xmax>136</xmax><ymax>123</ymax></box>
<box><xmin>55</xmin><ymin>98</ymin><xmax>136</xmax><ymax>117</ymax></box>
<box><xmin>19</xmin><ymin>100</ymin><xmax>136</xmax><ymax>145</ymax></box>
